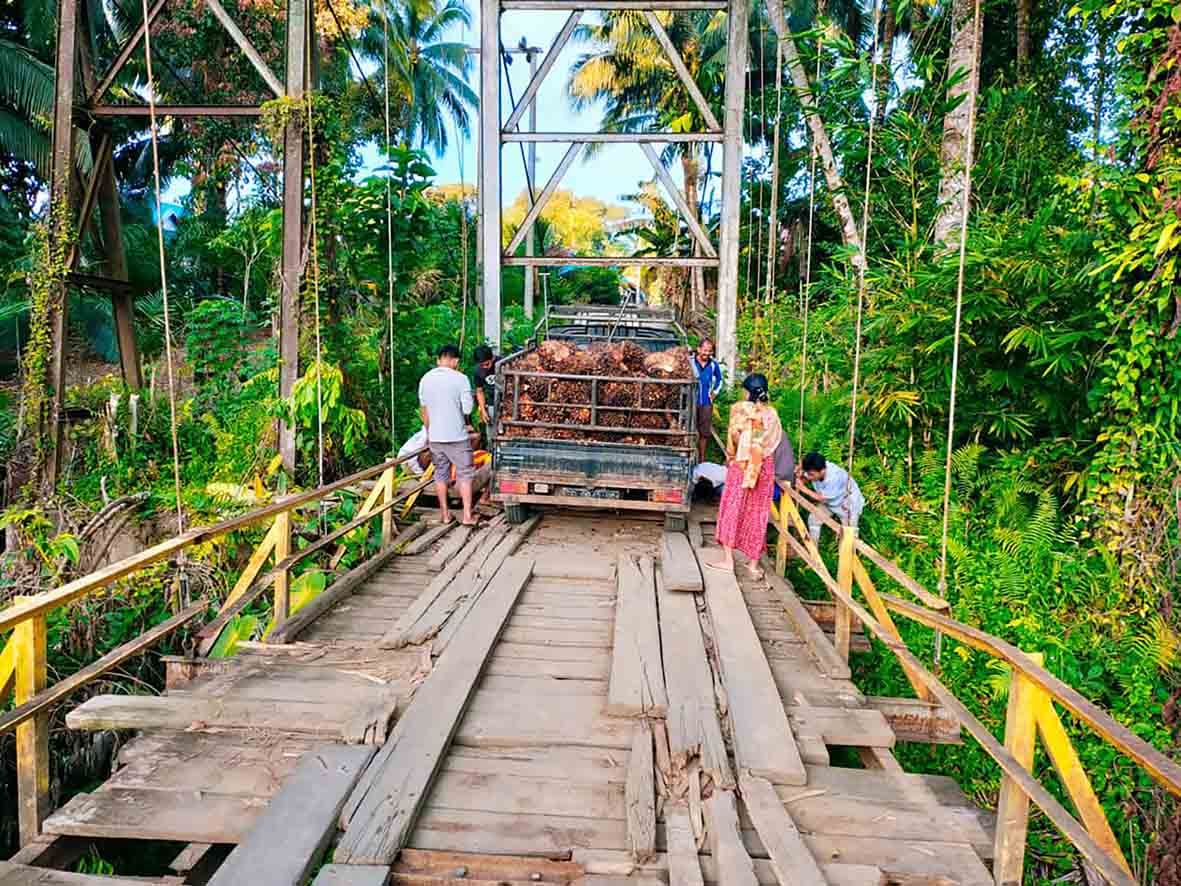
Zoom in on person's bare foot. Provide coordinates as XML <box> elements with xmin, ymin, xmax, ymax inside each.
<box><xmin>702</xmin><ymin>553</ymin><xmax>733</xmax><ymax>572</ymax></box>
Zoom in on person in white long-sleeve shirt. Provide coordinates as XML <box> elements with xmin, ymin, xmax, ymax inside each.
<box><xmin>797</xmin><ymin>451</ymin><xmax>864</xmax><ymax>542</ymax></box>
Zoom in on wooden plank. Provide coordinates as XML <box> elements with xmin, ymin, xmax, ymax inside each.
<box><xmin>0</xmin><ymin>862</ymin><xmax>159</xmax><ymax>885</ymax></box>
<box><xmin>312</xmin><ymin>865</ymin><xmax>391</xmax><ymax>886</ymax></box>
<box><xmin>992</xmin><ymin>662</ymin><xmax>1039</xmax><ymax>884</ymax></box>
<box><xmin>737</xmin><ymin>773</ymin><xmax>826</xmax><ymax>886</ymax></box>
<box><xmin>606</xmin><ymin>556</ymin><xmax>667</xmax><ymax>717</ymax></box>
<box><xmin>43</xmin><ymin>788</ymin><xmax>263</xmax><ymax>843</ymax></box>
<box><xmin>531</xmin><ymin>554</ymin><xmax>616</xmax><ymax>582</ymax></box>
<box><xmin>169</xmin><ymin>843</ymin><xmax>214</xmax><ymax>873</ymax></box>
<box><xmin>701</xmin><ymin>566</ymin><xmax>805</xmax><ymax>785</ymax></box>
<box><xmin>704</xmin><ymin>792</ymin><xmax>758</xmax><ymax>886</ymax></box>
<box><xmin>454</xmin><ymin>706</ymin><xmax>633</xmax><ymax>750</ymax></box>
<box><xmin>0</xmin><ymin>597</ymin><xmax>207</xmax><ymax>734</ymax></box>
<box><xmin>336</xmin><ymin>556</ymin><xmax>535</xmax><ymax>865</ymax></box>
<box><xmin>403</xmin><ymin>520</ymin><xmax>457</xmax><ymax>556</ymax></box>
<box><xmin>762</xmin><ymin>570</ymin><xmax>849</xmax><ymax>680</ymax></box>
<box><xmin>857</xmin><ymin>747</ymin><xmax>903</xmax><ymax>772</ymax></box>
<box><xmin>208</xmin><ymin>744</ymin><xmax>374</xmax><ymax>886</ymax></box>
<box><xmin>397</xmin><ymin>848</ymin><xmax>582</xmax><ymax>883</ymax></box>
<box><xmin>66</xmin><ymin>695</ymin><xmax>395</xmax><ymax>743</ymax></box>
<box><xmin>380</xmin><ymin>519</ymin><xmax>504</xmax><ymax>647</ymax></box>
<box><xmin>429</xmin><ymin>525</ymin><xmax>474</xmax><ymax>572</ymax></box>
<box><xmin>655</xmin><ymin>570</ymin><xmax>732</xmax><ymax>787</ymax></box>
<box><xmin>664</xmin><ymin>804</ymin><xmax>703</xmax><ymax>886</ymax></box>
<box><xmin>660</xmin><ymin>532</ymin><xmax>703</xmax><ymax>593</ymax></box>
<box><xmin>627</xmin><ymin>721</ymin><xmax>656</xmax><ymax>862</ymax></box>
<box><xmin>786</xmin><ymin>705</ymin><xmax>894</xmax><ymax>749</ymax></box>
<box><xmin>865</xmin><ymin>696</ymin><xmax>961</xmax><ymax>745</ymax></box>
<box><xmin>435</xmin><ymin>517</ymin><xmax>541</xmax><ymax>653</ymax></box>
<box><xmin>268</xmin><ymin>545</ymin><xmax>401</xmax><ymax>643</ymax></box>
<box><xmin>442</xmin><ymin>745</ymin><xmax>626</xmax><ymax>784</ymax></box>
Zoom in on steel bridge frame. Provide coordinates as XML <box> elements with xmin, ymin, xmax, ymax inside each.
<box><xmin>43</xmin><ymin>0</ymin><xmax>749</xmax><ymax>482</ymax></box>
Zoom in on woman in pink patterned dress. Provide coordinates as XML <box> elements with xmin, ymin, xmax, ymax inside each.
<box><xmin>704</xmin><ymin>374</ymin><xmax>782</xmax><ymax>579</ymax></box>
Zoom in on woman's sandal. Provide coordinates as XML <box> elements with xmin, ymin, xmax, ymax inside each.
<box><xmin>702</xmin><ymin>555</ymin><xmax>734</xmax><ymax>573</ymax></box>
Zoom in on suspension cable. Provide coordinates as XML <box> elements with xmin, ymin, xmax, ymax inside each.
<box><xmin>383</xmin><ymin>0</ymin><xmax>397</xmax><ymax>448</ymax></box>
<box><xmin>937</xmin><ymin>0</ymin><xmax>984</xmax><ymax>600</ymax></box>
<box><xmin>304</xmin><ymin>22</ymin><xmax>326</xmax><ymax>497</ymax></box>
<box><xmin>797</xmin><ymin>47</ymin><xmax>822</xmax><ymax>451</ymax></box>
<box><xmin>139</xmin><ymin>0</ymin><xmax>184</xmax><ymax>535</ymax></box>
<box><xmin>763</xmin><ymin>35</ymin><xmax>783</xmax><ymax>314</ymax></box>
<box><xmin>845</xmin><ymin>0</ymin><xmax>883</xmax><ymax>483</ymax></box>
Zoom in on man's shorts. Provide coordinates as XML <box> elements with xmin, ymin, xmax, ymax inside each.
<box><xmin>697</xmin><ymin>403</ymin><xmax>714</xmax><ymax>436</ymax></box>
<box><xmin>430</xmin><ymin>439</ymin><xmax>475</xmax><ymax>484</ymax></box>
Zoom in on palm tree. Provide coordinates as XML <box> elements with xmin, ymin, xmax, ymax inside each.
<box><xmin>0</xmin><ymin>38</ymin><xmax>55</xmax><ymax>177</ymax></box>
<box><xmin>362</xmin><ymin>0</ymin><xmax>478</xmax><ymax>155</ymax></box>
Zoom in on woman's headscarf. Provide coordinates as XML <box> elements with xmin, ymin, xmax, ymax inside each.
<box><xmin>728</xmin><ymin>375</ymin><xmax>782</xmax><ymax>488</ymax></box>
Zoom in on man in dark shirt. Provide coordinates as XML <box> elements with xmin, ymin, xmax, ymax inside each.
<box><xmin>473</xmin><ymin>345</ymin><xmax>497</xmax><ymax>434</ymax></box>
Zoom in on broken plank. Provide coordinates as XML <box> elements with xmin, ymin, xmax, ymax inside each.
<box><xmin>664</xmin><ymin>804</ymin><xmax>703</xmax><ymax>886</ymax></box>
<box><xmin>336</xmin><ymin>555</ymin><xmax>535</xmax><ymax>865</ymax></box>
<box><xmin>737</xmin><ymin>773</ymin><xmax>826</xmax><ymax>886</ymax></box>
<box><xmin>866</xmin><ymin>696</ymin><xmax>961</xmax><ymax>745</ymax></box>
<box><xmin>627</xmin><ymin>720</ymin><xmax>656</xmax><ymax>862</ymax></box>
<box><xmin>208</xmin><ymin>744</ymin><xmax>375</xmax><ymax>886</ymax></box>
<box><xmin>606</xmin><ymin>555</ymin><xmax>667</xmax><ymax>718</ymax></box>
<box><xmin>268</xmin><ymin>545</ymin><xmax>401</xmax><ymax>644</ymax></box>
<box><xmin>65</xmin><ymin>695</ymin><xmax>395</xmax><ymax>744</ymax></box>
<box><xmin>660</xmin><ymin>532</ymin><xmax>703</xmax><ymax>593</ymax></box>
<box><xmin>704</xmin><ymin>791</ymin><xmax>758</xmax><ymax>886</ymax></box>
<box><xmin>702</xmin><ymin>566</ymin><xmax>805</xmax><ymax>785</ymax></box>
<box><xmin>312</xmin><ymin>865</ymin><xmax>391</xmax><ymax>886</ymax></box>
<box><xmin>169</xmin><ymin>843</ymin><xmax>214</xmax><ymax>874</ymax></box>
<box><xmin>763</xmin><ymin>568</ymin><xmax>850</xmax><ymax>680</ymax></box>
<box><xmin>402</xmin><ymin>520</ymin><xmax>458</xmax><ymax>556</ymax></box>
<box><xmin>656</xmin><ymin>569</ymin><xmax>733</xmax><ymax>787</ymax></box>
<box><xmin>786</xmin><ymin>705</ymin><xmax>894</xmax><ymax>749</ymax></box>
<box><xmin>428</xmin><ymin>524</ymin><xmax>474</xmax><ymax>571</ymax></box>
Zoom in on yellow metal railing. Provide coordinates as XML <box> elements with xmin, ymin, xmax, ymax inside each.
<box><xmin>765</xmin><ymin>486</ymin><xmax>1181</xmax><ymax>886</ymax></box>
<box><xmin>0</xmin><ymin>449</ymin><xmax>425</xmax><ymax>845</ymax></box>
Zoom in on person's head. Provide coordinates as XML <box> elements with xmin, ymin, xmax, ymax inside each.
<box><xmin>742</xmin><ymin>373</ymin><xmax>770</xmax><ymax>404</ymax></box>
<box><xmin>473</xmin><ymin>344</ymin><xmax>494</xmax><ymax>369</ymax></box>
<box><xmin>696</xmin><ymin>339</ymin><xmax>714</xmax><ymax>362</ymax></box>
<box><xmin>437</xmin><ymin>343</ymin><xmax>461</xmax><ymax>369</ymax></box>
<box><xmin>802</xmin><ymin>451</ymin><xmax>827</xmax><ymax>481</ymax></box>
<box><xmin>692</xmin><ymin>477</ymin><xmax>719</xmax><ymax>503</ymax></box>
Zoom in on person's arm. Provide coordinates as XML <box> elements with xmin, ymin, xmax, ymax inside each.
<box><xmin>460</xmin><ymin>378</ymin><xmax>474</xmax><ymax>418</ymax></box>
<box><xmin>710</xmin><ymin>363</ymin><xmax>723</xmax><ymax>402</ymax></box>
<box><xmin>420</xmin><ymin>404</ymin><xmax>430</xmax><ymax>433</ymax></box>
<box><xmin>476</xmin><ymin>387</ymin><xmax>489</xmax><ymax>423</ymax></box>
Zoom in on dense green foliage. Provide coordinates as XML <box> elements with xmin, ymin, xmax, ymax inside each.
<box><xmin>0</xmin><ymin>0</ymin><xmax>1179</xmax><ymax>879</ymax></box>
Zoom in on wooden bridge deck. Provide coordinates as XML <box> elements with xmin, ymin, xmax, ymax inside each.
<box><xmin>12</xmin><ymin>512</ymin><xmax>993</xmax><ymax>886</ymax></box>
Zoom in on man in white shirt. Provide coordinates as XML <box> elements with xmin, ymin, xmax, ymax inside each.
<box><xmin>418</xmin><ymin>344</ymin><xmax>477</xmax><ymax>525</ymax></box>
<box><xmin>797</xmin><ymin>451</ymin><xmax>865</xmax><ymax>543</ymax></box>
<box><xmin>396</xmin><ymin>426</ymin><xmax>431</xmax><ymax>476</ymax></box>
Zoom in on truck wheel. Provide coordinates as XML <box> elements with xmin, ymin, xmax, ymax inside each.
<box><xmin>505</xmin><ymin>503</ymin><xmax>530</xmax><ymax>525</ymax></box>
<box><xmin>664</xmin><ymin>513</ymin><xmax>687</xmax><ymax>532</ymax></box>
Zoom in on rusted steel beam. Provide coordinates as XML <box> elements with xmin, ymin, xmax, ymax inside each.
<box><xmin>66</xmin><ymin>272</ymin><xmax>140</xmax><ymax>296</ymax></box>
<box><xmin>88</xmin><ymin>104</ymin><xmax>264</xmax><ymax>116</ymax></box>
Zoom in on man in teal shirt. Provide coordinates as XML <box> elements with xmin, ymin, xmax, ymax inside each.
<box><xmin>692</xmin><ymin>339</ymin><xmax>723</xmax><ymax>462</ymax></box>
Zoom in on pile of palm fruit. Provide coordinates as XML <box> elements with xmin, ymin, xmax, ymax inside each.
<box><xmin>498</xmin><ymin>339</ymin><xmax>694</xmax><ymax>445</ymax></box>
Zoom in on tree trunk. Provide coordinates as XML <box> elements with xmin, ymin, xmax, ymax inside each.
<box><xmin>875</xmin><ymin>4</ymin><xmax>897</xmax><ymax>125</ymax></box>
<box><xmin>777</xmin><ymin>32</ymin><xmax>864</xmax><ymax>259</ymax></box>
<box><xmin>1016</xmin><ymin>0</ymin><xmax>1032</xmax><ymax>80</ymax></box>
<box><xmin>932</xmin><ymin>0</ymin><xmax>981</xmax><ymax>248</ymax></box>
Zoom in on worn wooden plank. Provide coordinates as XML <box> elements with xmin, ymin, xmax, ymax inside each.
<box><xmin>402</xmin><ymin>520</ymin><xmax>457</xmax><ymax>556</ymax></box>
<box><xmin>865</xmin><ymin>696</ymin><xmax>961</xmax><ymax>745</ymax></box>
<box><xmin>337</xmin><ymin>556</ymin><xmax>535</xmax><ymax>865</ymax></box>
<box><xmin>311</xmin><ymin>865</ymin><xmax>391</xmax><ymax>886</ymax></box>
<box><xmin>429</xmin><ymin>770</ymin><xmax>624</xmax><ymax>820</ymax></box>
<box><xmin>428</xmin><ymin>524</ymin><xmax>474</xmax><ymax>571</ymax></box>
<box><xmin>269</xmin><ymin>545</ymin><xmax>401</xmax><ymax>643</ymax></box>
<box><xmin>786</xmin><ymin>705</ymin><xmax>894</xmax><ymax>749</ymax></box>
<box><xmin>43</xmin><ymin>788</ymin><xmax>263</xmax><ymax>843</ymax></box>
<box><xmin>209</xmin><ymin>744</ymin><xmax>374</xmax><ymax>886</ymax></box>
<box><xmin>169</xmin><ymin>843</ymin><xmax>214</xmax><ymax>874</ymax></box>
<box><xmin>531</xmin><ymin>554</ymin><xmax>616</xmax><ymax>581</ymax></box>
<box><xmin>762</xmin><ymin>570</ymin><xmax>850</xmax><ymax>680</ymax></box>
<box><xmin>66</xmin><ymin>695</ymin><xmax>395</xmax><ymax>743</ymax></box>
<box><xmin>380</xmin><ymin>518</ymin><xmax>504</xmax><ymax>648</ymax></box>
<box><xmin>664</xmin><ymin>804</ymin><xmax>703</xmax><ymax>886</ymax></box>
<box><xmin>627</xmin><ymin>720</ymin><xmax>656</xmax><ymax>862</ymax></box>
<box><xmin>442</xmin><ymin>744</ymin><xmax>626</xmax><ymax>784</ymax></box>
<box><xmin>0</xmin><ymin>862</ymin><xmax>160</xmax><ymax>885</ymax></box>
<box><xmin>655</xmin><ymin>570</ymin><xmax>732</xmax><ymax>787</ymax></box>
<box><xmin>454</xmin><ymin>706</ymin><xmax>633</xmax><ymax>750</ymax></box>
<box><xmin>397</xmin><ymin>848</ymin><xmax>582</xmax><ymax>884</ymax></box>
<box><xmin>737</xmin><ymin>773</ymin><xmax>826</xmax><ymax>886</ymax></box>
<box><xmin>607</xmin><ymin>556</ymin><xmax>667</xmax><ymax>717</ymax></box>
<box><xmin>660</xmin><ymin>532</ymin><xmax>702</xmax><ymax>593</ymax></box>
<box><xmin>704</xmin><ymin>792</ymin><xmax>758</xmax><ymax>886</ymax></box>
<box><xmin>702</xmin><ymin>566</ymin><xmax>805</xmax><ymax>785</ymax></box>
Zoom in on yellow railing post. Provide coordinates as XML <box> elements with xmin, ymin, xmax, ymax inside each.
<box><xmin>774</xmin><ymin>491</ymin><xmax>789</xmax><ymax>576</ymax></box>
<box><xmin>993</xmin><ymin>653</ymin><xmax>1042</xmax><ymax>885</ymax></box>
<box><xmin>834</xmin><ymin>527</ymin><xmax>856</xmax><ymax>662</ymax></box>
<box><xmin>0</xmin><ymin>635</ymin><xmax>15</xmax><ymax>703</ymax></box>
<box><xmin>379</xmin><ymin>468</ymin><xmax>395</xmax><ymax>549</ymax></box>
<box><xmin>12</xmin><ymin>597</ymin><xmax>49</xmax><ymax>845</ymax></box>
<box><xmin>273</xmin><ymin>510</ymin><xmax>292</xmax><ymax>625</ymax></box>
<box><xmin>849</xmin><ymin>555</ymin><xmax>933</xmax><ymax>702</ymax></box>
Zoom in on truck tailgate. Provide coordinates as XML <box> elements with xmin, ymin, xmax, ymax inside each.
<box><xmin>495</xmin><ymin>439</ymin><xmax>690</xmax><ymax>488</ymax></box>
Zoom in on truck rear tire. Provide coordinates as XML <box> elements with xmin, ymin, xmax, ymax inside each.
<box><xmin>664</xmin><ymin>513</ymin><xmax>687</xmax><ymax>532</ymax></box>
<box><xmin>505</xmin><ymin>503</ymin><xmax>530</xmax><ymax>525</ymax></box>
